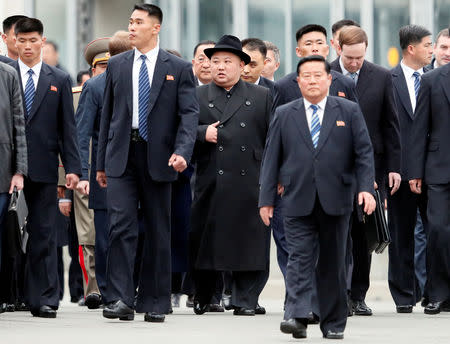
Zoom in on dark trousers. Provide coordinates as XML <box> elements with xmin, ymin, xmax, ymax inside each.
<box><xmin>194</xmin><ymin>269</ymin><xmax>266</xmax><ymax>309</ymax></box>
<box><xmin>94</xmin><ymin>209</ymin><xmax>108</xmax><ymax>298</ymax></box>
<box><xmin>426</xmin><ymin>183</ymin><xmax>450</xmax><ymax>302</ymax></box>
<box><xmin>0</xmin><ymin>192</ymin><xmax>10</xmax><ymax>271</ymax></box>
<box><xmin>68</xmin><ymin>210</ymin><xmax>83</xmax><ymax>300</ymax></box>
<box><xmin>23</xmin><ymin>180</ymin><xmax>59</xmax><ymax>311</ymax></box>
<box><xmin>284</xmin><ymin>200</ymin><xmax>349</xmax><ymax>335</ymax></box>
<box><xmin>414</xmin><ymin>210</ymin><xmax>427</xmax><ymax>295</ymax></box>
<box><xmin>387</xmin><ymin>181</ymin><xmax>428</xmax><ymax>305</ymax></box>
<box><xmin>271</xmin><ymin>195</ymin><xmax>289</xmax><ymax>278</ymax></box>
<box><xmin>350</xmin><ymin>214</ymin><xmax>371</xmax><ymax>301</ymax></box>
<box><xmin>105</xmin><ymin>141</ymin><xmax>171</xmax><ymax>314</ymax></box>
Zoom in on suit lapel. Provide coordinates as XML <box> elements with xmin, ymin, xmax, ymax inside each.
<box><xmin>355</xmin><ymin>61</ymin><xmax>372</xmax><ymax>99</ymax></box>
<box><xmin>219</xmin><ymin>80</ymin><xmax>246</xmax><ymax>125</ymax></box>
<box><xmin>28</xmin><ymin>63</ymin><xmax>51</xmax><ymax>122</ymax></box>
<box><xmin>292</xmin><ymin>99</ymin><xmax>314</xmax><ymax>152</ymax></box>
<box><xmin>207</xmin><ymin>83</ymin><xmax>227</xmax><ymax>120</ymax></box>
<box><xmin>147</xmin><ymin>49</ymin><xmax>169</xmax><ymax>115</ymax></box>
<box><xmin>122</xmin><ymin>51</ymin><xmax>134</xmax><ymax>115</ymax></box>
<box><xmin>315</xmin><ymin>97</ymin><xmax>339</xmax><ymax>155</ymax></box>
<box><xmin>392</xmin><ymin>65</ymin><xmax>414</xmax><ymax>118</ymax></box>
<box><xmin>440</xmin><ymin>65</ymin><xmax>450</xmax><ymax>105</ymax></box>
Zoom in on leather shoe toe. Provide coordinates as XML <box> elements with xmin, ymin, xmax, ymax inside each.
<box><xmin>33</xmin><ymin>305</ymin><xmax>56</xmax><ymax>318</ymax></box>
<box><xmin>103</xmin><ymin>300</ymin><xmax>134</xmax><ymax>320</ymax></box>
<box><xmin>424</xmin><ymin>302</ymin><xmax>441</xmax><ymax>315</ymax></box>
<box><xmin>396</xmin><ymin>305</ymin><xmax>413</xmax><ymax>313</ymax></box>
<box><xmin>233</xmin><ymin>307</ymin><xmax>255</xmax><ymax>316</ymax></box>
<box><xmin>280</xmin><ymin>318</ymin><xmax>307</xmax><ymax>338</ymax></box>
<box><xmin>324</xmin><ymin>330</ymin><xmax>344</xmax><ymax>339</ymax></box>
<box><xmin>206</xmin><ymin>303</ymin><xmax>224</xmax><ymax>312</ymax></box>
<box><xmin>144</xmin><ymin>312</ymin><xmax>165</xmax><ymax>322</ymax></box>
<box><xmin>352</xmin><ymin>300</ymin><xmax>372</xmax><ymax>316</ymax></box>
<box><xmin>85</xmin><ymin>293</ymin><xmax>102</xmax><ymax>309</ymax></box>
<box><xmin>193</xmin><ymin>301</ymin><xmax>207</xmax><ymax>315</ymax></box>
<box><xmin>255</xmin><ymin>303</ymin><xmax>266</xmax><ymax>315</ymax></box>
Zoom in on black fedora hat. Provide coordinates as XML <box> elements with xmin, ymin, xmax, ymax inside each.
<box><xmin>204</xmin><ymin>35</ymin><xmax>251</xmax><ymax>65</ymax></box>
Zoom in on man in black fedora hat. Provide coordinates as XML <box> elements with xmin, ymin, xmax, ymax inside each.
<box><xmin>189</xmin><ymin>35</ymin><xmax>272</xmax><ymax>316</ymax></box>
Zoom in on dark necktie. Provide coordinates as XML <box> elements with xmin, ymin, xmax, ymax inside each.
<box><xmin>413</xmin><ymin>71</ymin><xmax>420</xmax><ymax>99</ymax></box>
<box><xmin>24</xmin><ymin>69</ymin><xmax>35</xmax><ymax>116</ymax></box>
<box><xmin>138</xmin><ymin>55</ymin><xmax>150</xmax><ymax>141</ymax></box>
<box><xmin>310</xmin><ymin>104</ymin><xmax>320</xmax><ymax>148</ymax></box>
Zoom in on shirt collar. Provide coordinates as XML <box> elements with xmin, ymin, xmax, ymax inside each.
<box><xmin>339</xmin><ymin>57</ymin><xmax>359</xmax><ymax>76</ymax></box>
<box><xmin>304</xmin><ymin>96</ymin><xmax>327</xmax><ymax>112</ymax></box>
<box><xmin>18</xmin><ymin>58</ymin><xmax>42</xmax><ymax>78</ymax></box>
<box><xmin>400</xmin><ymin>60</ymin><xmax>424</xmax><ymax>79</ymax></box>
<box><xmin>254</xmin><ymin>77</ymin><xmax>261</xmax><ymax>85</ymax></box>
<box><xmin>134</xmin><ymin>39</ymin><xmax>160</xmax><ymax>62</ymax></box>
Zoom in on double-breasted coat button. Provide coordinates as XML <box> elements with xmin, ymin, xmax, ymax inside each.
<box><xmin>240</xmin><ymin>146</ymin><xmax>246</xmax><ymax>152</ymax></box>
<box><xmin>240</xmin><ymin>170</ymin><xmax>246</xmax><ymax>176</ymax></box>
<box><xmin>208</xmin><ymin>103</ymin><xmax>214</xmax><ymax>108</ymax></box>
<box><xmin>240</xmin><ymin>122</ymin><xmax>246</xmax><ymax>128</ymax></box>
<box><xmin>218</xmin><ymin>170</ymin><xmax>224</xmax><ymax>175</ymax></box>
<box><xmin>245</xmin><ymin>100</ymin><xmax>251</xmax><ymax>106</ymax></box>
<box><xmin>218</xmin><ymin>146</ymin><xmax>224</xmax><ymax>152</ymax></box>
<box><xmin>219</xmin><ymin>124</ymin><xmax>224</xmax><ymax>128</ymax></box>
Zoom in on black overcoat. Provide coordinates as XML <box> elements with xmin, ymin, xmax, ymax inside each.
<box><xmin>190</xmin><ymin>80</ymin><xmax>272</xmax><ymax>271</ymax></box>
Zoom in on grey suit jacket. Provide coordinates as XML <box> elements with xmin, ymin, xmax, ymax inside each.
<box><xmin>0</xmin><ymin>61</ymin><xmax>27</xmax><ymax>192</ymax></box>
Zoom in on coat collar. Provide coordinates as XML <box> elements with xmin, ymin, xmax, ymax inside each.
<box><xmin>207</xmin><ymin>79</ymin><xmax>247</xmax><ymax>124</ymax></box>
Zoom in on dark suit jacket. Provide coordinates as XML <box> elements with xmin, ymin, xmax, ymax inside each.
<box><xmin>390</xmin><ymin>64</ymin><xmax>431</xmax><ymax>180</ymax></box>
<box><xmin>409</xmin><ymin>63</ymin><xmax>450</xmax><ymax>184</ymax></box>
<box><xmin>97</xmin><ymin>49</ymin><xmax>199</xmax><ymax>181</ymax></box>
<box><xmin>274</xmin><ymin>70</ymin><xmax>358</xmax><ymax>107</ymax></box>
<box><xmin>0</xmin><ymin>55</ymin><xmax>13</xmax><ymax>64</ymax></box>
<box><xmin>259</xmin><ymin>96</ymin><xmax>374</xmax><ymax>217</ymax></box>
<box><xmin>11</xmin><ymin>61</ymin><xmax>81</xmax><ymax>183</ymax></box>
<box><xmin>76</xmin><ymin>72</ymin><xmax>107</xmax><ymax>209</ymax></box>
<box><xmin>331</xmin><ymin>58</ymin><xmax>401</xmax><ymax>183</ymax></box>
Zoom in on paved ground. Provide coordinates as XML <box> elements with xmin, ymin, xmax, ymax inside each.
<box><xmin>1</xmin><ymin>280</ymin><xmax>449</xmax><ymax>344</ymax></box>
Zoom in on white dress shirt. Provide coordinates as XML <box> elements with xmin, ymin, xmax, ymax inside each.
<box><xmin>339</xmin><ymin>57</ymin><xmax>359</xmax><ymax>84</ymax></box>
<box><xmin>303</xmin><ymin>97</ymin><xmax>327</xmax><ymax>131</ymax></box>
<box><xmin>18</xmin><ymin>58</ymin><xmax>42</xmax><ymax>90</ymax></box>
<box><xmin>132</xmin><ymin>44</ymin><xmax>159</xmax><ymax>128</ymax></box>
<box><xmin>400</xmin><ymin>60</ymin><xmax>424</xmax><ymax>112</ymax></box>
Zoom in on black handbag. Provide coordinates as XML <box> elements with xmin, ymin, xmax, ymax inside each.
<box><xmin>357</xmin><ymin>190</ymin><xmax>391</xmax><ymax>254</ymax></box>
<box><xmin>5</xmin><ymin>187</ymin><xmax>29</xmax><ymax>255</ymax></box>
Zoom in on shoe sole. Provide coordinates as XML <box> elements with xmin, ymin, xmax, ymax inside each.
<box><xmin>324</xmin><ymin>334</ymin><xmax>344</xmax><ymax>339</ymax></box>
<box><xmin>85</xmin><ymin>298</ymin><xmax>101</xmax><ymax>310</ymax></box>
<box><xmin>396</xmin><ymin>309</ymin><xmax>412</xmax><ymax>313</ymax></box>
<box><xmin>424</xmin><ymin>309</ymin><xmax>440</xmax><ymax>315</ymax></box>
<box><xmin>354</xmin><ymin>311</ymin><xmax>372</xmax><ymax>316</ymax></box>
<box><xmin>280</xmin><ymin>323</ymin><xmax>307</xmax><ymax>338</ymax></box>
<box><xmin>144</xmin><ymin>316</ymin><xmax>165</xmax><ymax>323</ymax></box>
<box><xmin>103</xmin><ymin>312</ymin><xmax>134</xmax><ymax>321</ymax></box>
<box><xmin>34</xmin><ymin>312</ymin><xmax>56</xmax><ymax>319</ymax></box>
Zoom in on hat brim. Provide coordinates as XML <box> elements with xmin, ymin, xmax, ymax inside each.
<box><xmin>204</xmin><ymin>46</ymin><xmax>251</xmax><ymax>65</ymax></box>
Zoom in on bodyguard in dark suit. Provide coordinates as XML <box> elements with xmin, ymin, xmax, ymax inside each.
<box><xmin>259</xmin><ymin>56</ymin><xmax>375</xmax><ymax>339</ymax></box>
<box><xmin>409</xmin><ymin>55</ymin><xmax>450</xmax><ymax>315</ymax></box>
<box><xmin>190</xmin><ymin>35</ymin><xmax>271</xmax><ymax>316</ymax></box>
<box><xmin>97</xmin><ymin>4</ymin><xmax>198</xmax><ymax>322</ymax></box>
<box><xmin>388</xmin><ymin>25</ymin><xmax>433</xmax><ymax>312</ymax></box>
<box><xmin>0</xmin><ymin>55</ymin><xmax>13</xmax><ymax>63</ymax></box>
<box><xmin>12</xmin><ymin>18</ymin><xmax>81</xmax><ymax>318</ymax></box>
<box><xmin>331</xmin><ymin>26</ymin><xmax>402</xmax><ymax>315</ymax></box>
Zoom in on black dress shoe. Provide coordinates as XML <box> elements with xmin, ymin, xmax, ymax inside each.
<box><xmin>103</xmin><ymin>300</ymin><xmax>134</xmax><ymax>320</ymax></box>
<box><xmin>442</xmin><ymin>300</ymin><xmax>450</xmax><ymax>312</ymax></box>
<box><xmin>32</xmin><ymin>305</ymin><xmax>57</xmax><ymax>318</ymax></box>
<box><xmin>233</xmin><ymin>307</ymin><xmax>255</xmax><ymax>316</ymax></box>
<box><xmin>255</xmin><ymin>303</ymin><xmax>266</xmax><ymax>315</ymax></box>
<box><xmin>280</xmin><ymin>318</ymin><xmax>307</xmax><ymax>339</ymax></box>
<box><xmin>323</xmin><ymin>330</ymin><xmax>344</xmax><ymax>339</ymax></box>
<box><xmin>222</xmin><ymin>293</ymin><xmax>233</xmax><ymax>310</ymax></box>
<box><xmin>206</xmin><ymin>303</ymin><xmax>224</xmax><ymax>312</ymax></box>
<box><xmin>15</xmin><ymin>302</ymin><xmax>29</xmax><ymax>312</ymax></box>
<box><xmin>424</xmin><ymin>302</ymin><xmax>442</xmax><ymax>315</ymax></box>
<box><xmin>193</xmin><ymin>301</ymin><xmax>207</xmax><ymax>315</ymax></box>
<box><xmin>396</xmin><ymin>305</ymin><xmax>413</xmax><ymax>313</ymax></box>
<box><xmin>186</xmin><ymin>295</ymin><xmax>194</xmax><ymax>308</ymax></box>
<box><xmin>6</xmin><ymin>303</ymin><xmax>15</xmax><ymax>312</ymax></box>
<box><xmin>144</xmin><ymin>312</ymin><xmax>165</xmax><ymax>322</ymax></box>
<box><xmin>307</xmin><ymin>312</ymin><xmax>320</xmax><ymax>324</ymax></box>
<box><xmin>352</xmin><ymin>300</ymin><xmax>372</xmax><ymax>316</ymax></box>
<box><xmin>85</xmin><ymin>293</ymin><xmax>102</xmax><ymax>309</ymax></box>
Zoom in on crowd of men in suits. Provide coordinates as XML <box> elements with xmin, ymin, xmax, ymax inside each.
<box><xmin>1</xmin><ymin>3</ymin><xmax>450</xmax><ymax>340</ymax></box>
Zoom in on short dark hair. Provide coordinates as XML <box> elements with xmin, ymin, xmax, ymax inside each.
<box><xmin>296</xmin><ymin>24</ymin><xmax>327</xmax><ymax>42</ymax></box>
<box><xmin>193</xmin><ymin>40</ymin><xmax>216</xmax><ymax>57</ymax></box>
<box><xmin>241</xmin><ymin>38</ymin><xmax>267</xmax><ymax>58</ymax></box>
<box><xmin>331</xmin><ymin>19</ymin><xmax>360</xmax><ymax>35</ymax></box>
<box><xmin>133</xmin><ymin>3</ymin><xmax>163</xmax><ymax>24</ymax></box>
<box><xmin>296</xmin><ymin>55</ymin><xmax>331</xmax><ymax>75</ymax></box>
<box><xmin>45</xmin><ymin>41</ymin><xmax>58</xmax><ymax>52</ymax></box>
<box><xmin>2</xmin><ymin>15</ymin><xmax>28</xmax><ymax>34</ymax></box>
<box><xmin>399</xmin><ymin>24</ymin><xmax>432</xmax><ymax>50</ymax></box>
<box><xmin>76</xmin><ymin>70</ymin><xmax>90</xmax><ymax>85</ymax></box>
<box><xmin>14</xmin><ymin>17</ymin><xmax>43</xmax><ymax>36</ymax></box>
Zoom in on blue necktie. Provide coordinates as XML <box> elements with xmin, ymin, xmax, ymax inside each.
<box><xmin>349</xmin><ymin>72</ymin><xmax>358</xmax><ymax>85</ymax></box>
<box><xmin>24</xmin><ymin>69</ymin><xmax>35</xmax><ymax>116</ymax></box>
<box><xmin>310</xmin><ymin>104</ymin><xmax>320</xmax><ymax>148</ymax></box>
<box><xmin>413</xmin><ymin>71</ymin><xmax>420</xmax><ymax>99</ymax></box>
<box><xmin>138</xmin><ymin>55</ymin><xmax>150</xmax><ymax>141</ymax></box>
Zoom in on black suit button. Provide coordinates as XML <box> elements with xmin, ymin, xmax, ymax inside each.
<box><xmin>240</xmin><ymin>170</ymin><xmax>246</xmax><ymax>176</ymax></box>
<box><xmin>218</xmin><ymin>170</ymin><xmax>224</xmax><ymax>175</ymax></box>
<box><xmin>240</xmin><ymin>146</ymin><xmax>246</xmax><ymax>152</ymax></box>
<box><xmin>208</xmin><ymin>103</ymin><xmax>214</xmax><ymax>108</ymax></box>
<box><xmin>240</xmin><ymin>122</ymin><xmax>246</xmax><ymax>128</ymax></box>
<box><xmin>218</xmin><ymin>146</ymin><xmax>224</xmax><ymax>152</ymax></box>
<box><xmin>245</xmin><ymin>100</ymin><xmax>251</xmax><ymax>106</ymax></box>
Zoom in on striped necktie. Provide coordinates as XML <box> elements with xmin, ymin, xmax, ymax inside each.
<box><xmin>138</xmin><ymin>55</ymin><xmax>150</xmax><ymax>141</ymax></box>
<box><xmin>349</xmin><ymin>72</ymin><xmax>358</xmax><ymax>85</ymax></box>
<box><xmin>413</xmin><ymin>71</ymin><xmax>420</xmax><ymax>99</ymax></box>
<box><xmin>24</xmin><ymin>69</ymin><xmax>35</xmax><ymax>116</ymax></box>
<box><xmin>310</xmin><ymin>104</ymin><xmax>320</xmax><ymax>148</ymax></box>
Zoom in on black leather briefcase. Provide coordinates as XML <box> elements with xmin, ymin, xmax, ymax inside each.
<box><xmin>357</xmin><ymin>190</ymin><xmax>391</xmax><ymax>254</ymax></box>
<box><xmin>5</xmin><ymin>188</ymin><xmax>29</xmax><ymax>255</ymax></box>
